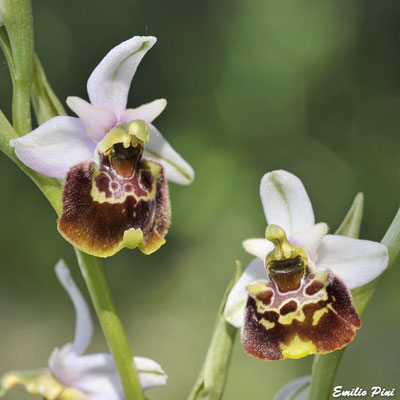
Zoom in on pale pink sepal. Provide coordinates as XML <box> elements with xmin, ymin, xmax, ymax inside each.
<box><xmin>67</xmin><ymin>96</ymin><xmax>117</xmax><ymax>143</ymax></box>
<box><xmin>144</xmin><ymin>123</ymin><xmax>195</xmax><ymax>185</ymax></box>
<box><xmin>316</xmin><ymin>235</ymin><xmax>389</xmax><ymax>290</ymax></box>
<box><xmin>120</xmin><ymin>99</ymin><xmax>167</xmax><ymax>124</ymax></box>
<box><xmin>260</xmin><ymin>170</ymin><xmax>315</xmax><ymax>237</ymax></box>
<box><xmin>10</xmin><ymin>116</ymin><xmax>95</xmax><ymax>179</ymax></box>
<box><xmin>87</xmin><ymin>36</ymin><xmax>157</xmax><ymax>118</ymax></box>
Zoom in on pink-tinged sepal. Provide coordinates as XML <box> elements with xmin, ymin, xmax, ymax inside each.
<box><xmin>57</xmin><ymin>122</ymin><xmax>171</xmax><ymax>258</ymax></box>
<box><xmin>241</xmin><ymin>270</ymin><xmax>361</xmax><ymax>361</ymax></box>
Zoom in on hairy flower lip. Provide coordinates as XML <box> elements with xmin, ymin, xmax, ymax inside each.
<box><xmin>57</xmin><ymin>155</ymin><xmax>170</xmax><ymax>258</ymax></box>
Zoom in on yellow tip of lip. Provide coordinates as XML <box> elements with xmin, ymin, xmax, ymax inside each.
<box><xmin>280</xmin><ymin>335</ymin><xmax>317</xmax><ymax>359</ymax></box>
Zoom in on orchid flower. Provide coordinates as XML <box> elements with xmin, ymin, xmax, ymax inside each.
<box><xmin>224</xmin><ymin>170</ymin><xmax>388</xmax><ymax>361</ymax></box>
<box><xmin>0</xmin><ymin>260</ymin><xmax>167</xmax><ymax>400</ymax></box>
<box><xmin>10</xmin><ymin>36</ymin><xmax>194</xmax><ymax>257</ymax></box>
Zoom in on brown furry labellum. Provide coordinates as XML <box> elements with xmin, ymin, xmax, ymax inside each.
<box><xmin>57</xmin><ymin>143</ymin><xmax>171</xmax><ymax>258</ymax></box>
<box><xmin>242</xmin><ymin>270</ymin><xmax>361</xmax><ymax>360</ymax></box>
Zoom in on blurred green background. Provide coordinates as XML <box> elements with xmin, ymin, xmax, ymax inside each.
<box><xmin>1</xmin><ymin>0</ymin><xmax>400</xmax><ymax>399</ymax></box>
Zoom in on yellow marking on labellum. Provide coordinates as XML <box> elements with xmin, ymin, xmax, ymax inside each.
<box><xmin>247</xmin><ymin>282</ymin><xmax>269</xmax><ymax>299</ymax></box>
<box><xmin>241</xmin><ymin>269</ymin><xmax>361</xmax><ymax>361</ymax></box>
<box><xmin>90</xmin><ymin>161</ymin><xmax>161</xmax><ymax>204</ymax></box>
<box><xmin>260</xmin><ymin>319</ymin><xmax>275</xmax><ymax>330</ymax></box>
<box><xmin>278</xmin><ymin>308</ymin><xmax>305</xmax><ymax>325</ymax></box>
<box><xmin>58</xmin><ymin>155</ymin><xmax>171</xmax><ymax>258</ymax></box>
<box><xmin>105</xmin><ymin>227</ymin><xmax>166</xmax><ymax>256</ymax></box>
<box><xmin>247</xmin><ymin>282</ymin><xmax>274</xmax><ymax>313</ymax></box>
<box><xmin>312</xmin><ymin>307</ymin><xmax>329</xmax><ymax>326</ymax></box>
<box><xmin>280</xmin><ymin>335</ymin><xmax>317</xmax><ymax>359</ymax></box>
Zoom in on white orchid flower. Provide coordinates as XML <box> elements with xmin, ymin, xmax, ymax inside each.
<box><xmin>224</xmin><ymin>170</ymin><xmax>388</xmax><ymax>360</ymax></box>
<box><xmin>0</xmin><ymin>260</ymin><xmax>167</xmax><ymax>400</ymax></box>
<box><xmin>10</xmin><ymin>36</ymin><xmax>194</xmax><ymax>258</ymax></box>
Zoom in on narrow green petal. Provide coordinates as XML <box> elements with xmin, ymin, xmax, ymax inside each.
<box><xmin>335</xmin><ymin>192</ymin><xmax>364</xmax><ymax>237</ymax></box>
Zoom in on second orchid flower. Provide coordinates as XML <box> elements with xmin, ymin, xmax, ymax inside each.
<box><xmin>224</xmin><ymin>170</ymin><xmax>388</xmax><ymax>361</ymax></box>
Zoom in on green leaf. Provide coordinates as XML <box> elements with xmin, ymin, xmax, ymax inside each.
<box><xmin>31</xmin><ymin>55</ymin><xmax>67</xmax><ymax>124</ymax></box>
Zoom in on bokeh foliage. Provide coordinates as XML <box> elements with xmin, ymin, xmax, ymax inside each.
<box><xmin>0</xmin><ymin>0</ymin><xmax>399</xmax><ymax>399</ymax></box>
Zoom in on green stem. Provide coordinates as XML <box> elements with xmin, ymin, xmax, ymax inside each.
<box><xmin>308</xmin><ymin>199</ymin><xmax>400</xmax><ymax>400</ymax></box>
<box><xmin>0</xmin><ymin>0</ymin><xmax>34</xmax><ymax>135</ymax></box>
<box><xmin>309</xmin><ymin>351</ymin><xmax>344</xmax><ymax>400</ymax></box>
<box><xmin>0</xmin><ymin>110</ymin><xmax>63</xmax><ymax>214</ymax></box>
<box><xmin>187</xmin><ymin>262</ymin><xmax>242</xmax><ymax>400</ymax></box>
<box><xmin>0</xmin><ymin>28</ymin><xmax>15</xmax><ymax>80</ymax></box>
<box><xmin>75</xmin><ymin>250</ymin><xmax>145</xmax><ymax>400</ymax></box>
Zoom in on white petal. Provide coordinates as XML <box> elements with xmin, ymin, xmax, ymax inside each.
<box><xmin>144</xmin><ymin>123</ymin><xmax>194</xmax><ymax>185</ymax></box>
<box><xmin>260</xmin><ymin>170</ymin><xmax>315</xmax><ymax>237</ymax></box>
<box><xmin>59</xmin><ymin>353</ymin><xmax>123</xmax><ymax>400</ymax></box>
<box><xmin>133</xmin><ymin>356</ymin><xmax>168</xmax><ymax>390</ymax></box>
<box><xmin>120</xmin><ymin>99</ymin><xmax>167</xmax><ymax>124</ymax></box>
<box><xmin>48</xmin><ymin>344</ymin><xmax>76</xmax><ymax>387</ymax></box>
<box><xmin>67</xmin><ymin>96</ymin><xmax>117</xmax><ymax>143</ymax></box>
<box><xmin>55</xmin><ymin>260</ymin><xmax>93</xmax><ymax>355</ymax></box>
<box><xmin>290</xmin><ymin>223</ymin><xmax>328</xmax><ymax>262</ymax></box>
<box><xmin>316</xmin><ymin>235</ymin><xmax>389</xmax><ymax>290</ymax></box>
<box><xmin>53</xmin><ymin>353</ymin><xmax>167</xmax><ymax>399</ymax></box>
<box><xmin>242</xmin><ymin>238</ymin><xmax>274</xmax><ymax>261</ymax></box>
<box><xmin>274</xmin><ymin>376</ymin><xmax>311</xmax><ymax>400</ymax></box>
<box><xmin>224</xmin><ymin>258</ymin><xmax>268</xmax><ymax>328</ymax></box>
<box><xmin>87</xmin><ymin>36</ymin><xmax>157</xmax><ymax>118</ymax></box>
<box><xmin>10</xmin><ymin>116</ymin><xmax>95</xmax><ymax>179</ymax></box>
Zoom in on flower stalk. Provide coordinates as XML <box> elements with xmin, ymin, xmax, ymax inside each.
<box><xmin>0</xmin><ymin>0</ymin><xmax>34</xmax><ymax>135</ymax></box>
<box><xmin>187</xmin><ymin>262</ymin><xmax>243</xmax><ymax>400</ymax></box>
<box><xmin>75</xmin><ymin>250</ymin><xmax>145</xmax><ymax>400</ymax></box>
